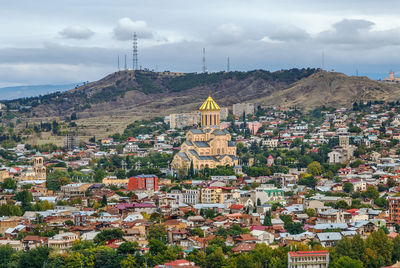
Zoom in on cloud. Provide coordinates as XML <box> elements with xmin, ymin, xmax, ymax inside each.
<box><xmin>210</xmin><ymin>23</ymin><xmax>244</xmax><ymax>45</ymax></box>
<box><xmin>269</xmin><ymin>25</ymin><xmax>310</xmax><ymax>42</ymax></box>
<box><xmin>113</xmin><ymin>18</ymin><xmax>153</xmax><ymax>41</ymax></box>
<box><xmin>59</xmin><ymin>26</ymin><xmax>94</xmax><ymax>39</ymax></box>
<box><xmin>317</xmin><ymin>19</ymin><xmax>400</xmax><ymax>47</ymax></box>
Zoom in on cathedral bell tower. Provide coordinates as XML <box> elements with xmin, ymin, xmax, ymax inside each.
<box><xmin>199</xmin><ymin>94</ymin><xmax>220</xmax><ymax>128</ymax></box>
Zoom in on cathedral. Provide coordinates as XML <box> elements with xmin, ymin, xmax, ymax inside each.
<box><xmin>172</xmin><ymin>94</ymin><xmax>238</xmax><ymax>171</ymax></box>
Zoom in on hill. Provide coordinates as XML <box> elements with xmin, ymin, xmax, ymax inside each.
<box><xmin>4</xmin><ymin>68</ymin><xmax>400</xmax><ymax>139</ymax></box>
<box><xmin>5</xmin><ymin>68</ymin><xmax>316</xmax><ymax>119</ymax></box>
<box><xmin>257</xmin><ymin>71</ymin><xmax>400</xmax><ymax>108</ymax></box>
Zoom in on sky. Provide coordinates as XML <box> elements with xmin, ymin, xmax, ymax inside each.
<box><xmin>1</xmin><ymin>0</ymin><xmax>400</xmax><ymax>87</ymax></box>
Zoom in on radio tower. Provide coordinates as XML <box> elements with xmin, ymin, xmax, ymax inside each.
<box><xmin>133</xmin><ymin>32</ymin><xmax>138</xmax><ymax>70</ymax></box>
<box><xmin>117</xmin><ymin>55</ymin><xmax>120</xmax><ymax>71</ymax></box>
<box><xmin>202</xmin><ymin>48</ymin><xmax>207</xmax><ymax>73</ymax></box>
<box><xmin>227</xmin><ymin>57</ymin><xmax>230</xmax><ymax>72</ymax></box>
<box><xmin>124</xmin><ymin>54</ymin><xmax>127</xmax><ymax>70</ymax></box>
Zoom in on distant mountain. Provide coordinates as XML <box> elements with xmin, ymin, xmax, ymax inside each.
<box><xmin>0</xmin><ymin>83</ymin><xmax>84</xmax><ymax>100</ymax></box>
<box><xmin>5</xmin><ymin>69</ymin><xmax>316</xmax><ymax>117</ymax></box>
<box><xmin>6</xmin><ymin>68</ymin><xmax>400</xmax><ymax>122</ymax></box>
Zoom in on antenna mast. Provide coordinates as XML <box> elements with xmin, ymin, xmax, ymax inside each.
<box><xmin>202</xmin><ymin>48</ymin><xmax>207</xmax><ymax>73</ymax></box>
<box><xmin>227</xmin><ymin>57</ymin><xmax>230</xmax><ymax>72</ymax></box>
<box><xmin>124</xmin><ymin>54</ymin><xmax>127</xmax><ymax>70</ymax></box>
<box><xmin>133</xmin><ymin>32</ymin><xmax>138</xmax><ymax>70</ymax></box>
<box><xmin>118</xmin><ymin>55</ymin><xmax>120</xmax><ymax>71</ymax></box>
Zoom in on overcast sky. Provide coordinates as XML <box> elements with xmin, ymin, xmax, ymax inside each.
<box><xmin>1</xmin><ymin>0</ymin><xmax>400</xmax><ymax>87</ymax></box>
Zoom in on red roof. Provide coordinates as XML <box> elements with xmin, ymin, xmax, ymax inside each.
<box><xmin>289</xmin><ymin>251</ymin><xmax>329</xmax><ymax>257</ymax></box>
<box><xmin>230</xmin><ymin>204</ymin><xmax>244</xmax><ymax>210</ymax></box>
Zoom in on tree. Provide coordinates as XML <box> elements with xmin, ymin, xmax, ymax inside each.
<box><xmin>94</xmin><ymin>168</ymin><xmax>106</xmax><ymax>183</ymax></box>
<box><xmin>350</xmin><ymin>159</ymin><xmax>364</xmax><ymax>168</ymax></box>
<box><xmin>305</xmin><ymin>208</ymin><xmax>316</xmax><ymax>217</ymax></box>
<box><xmin>343</xmin><ymin>182</ymin><xmax>354</xmax><ymax>193</ymax></box>
<box><xmin>388</xmin><ymin>177</ymin><xmax>396</xmax><ymax>188</ymax></box>
<box><xmin>117</xmin><ymin>242</ymin><xmax>138</xmax><ymax>256</ymax></box>
<box><xmin>149</xmin><ymin>239</ymin><xmax>167</xmax><ymax>255</ymax></box>
<box><xmin>101</xmin><ymin>195</ymin><xmax>108</xmax><ymax>207</ymax></box>
<box><xmin>330</xmin><ymin>256</ymin><xmax>363</xmax><ymax>268</ymax></box>
<box><xmin>148</xmin><ymin>224</ymin><xmax>167</xmax><ymax>242</ymax></box>
<box><xmin>335</xmin><ymin>235</ymin><xmax>365</xmax><ymax>262</ymax></box>
<box><xmin>64</xmin><ymin>220</ymin><xmax>74</xmax><ymax>226</ymax></box>
<box><xmin>70</xmin><ymin>112</ymin><xmax>77</xmax><ymax>121</ymax></box>
<box><xmin>14</xmin><ymin>190</ymin><xmax>33</xmax><ymax>210</ymax></box>
<box><xmin>18</xmin><ymin>246</ymin><xmax>51</xmax><ymax>268</ymax></box>
<box><xmin>306</xmin><ymin>161</ymin><xmax>323</xmax><ymax>176</ymax></box>
<box><xmin>190</xmin><ymin>228</ymin><xmax>204</xmax><ymax>238</ymax></box>
<box><xmin>115</xmin><ymin>169</ymin><xmax>126</xmax><ymax>179</ymax></box>
<box><xmin>392</xmin><ymin>235</ymin><xmax>400</xmax><ymax>263</ymax></box>
<box><xmin>336</xmin><ymin>200</ymin><xmax>349</xmax><ymax>209</ymax></box>
<box><xmin>362</xmin><ymin>186</ymin><xmax>379</xmax><ymax>200</ymax></box>
<box><xmin>94</xmin><ymin>229</ymin><xmax>124</xmax><ymax>244</ymax></box>
<box><xmin>93</xmin><ymin>246</ymin><xmax>119</xmax><ymax>268</ymax></box>
<box><xmin>366</xmin><ymin>229</ymin><xmax>393</xmax><ymax>266</ymax></box>
<box><xmin>264</xmin><ymin>211</ymin><xmax>272</xmax><ymax>226</ymax></box>
<box><xmin>0</xmin><ymin>245</ymin><xmax>16</xmax><ymax>268</ymax></box>
<box><xmin>186</xmin><ymin>250</ymin><xmax>207</xmax><ymax>268</ymax></box>
<box><xmin>1</xmin><ymin>178</ymin><xmax>17</xmax><ymax>190</ymax></box>
<box><xmin>205</xmin><ymin>247</ymin><xmax>225</xmax><ymax>268</ymax></box>
<box><xmin>120</xmin><ymin>254</ymin><xmax>136</xmax><ymax>268</ymax></box>
<box><xmin>46</xmin><ymin>170</ymin><xmax>70</xmax><ymax>191</ymax></box>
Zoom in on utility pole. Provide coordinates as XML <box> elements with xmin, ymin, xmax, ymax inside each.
<box><xmin>202</xmin><ymin>48</ymin><xmax>207</xmax><ymax>73</ymax></box>
<box><xmin>133</xmin><ymin>32</ymin><xmax>138</xmax><ymax>70</ymax></box>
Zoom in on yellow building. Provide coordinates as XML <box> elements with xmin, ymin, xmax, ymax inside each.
<box><xmin>172</xmin><ymin>94</ymin><xmax>238</xmax><ymax>171</ymax></box>
<box><xmin>19</xmin><ymin>156</ymin><xmax>46</xmax><ymax>181</ymax></box>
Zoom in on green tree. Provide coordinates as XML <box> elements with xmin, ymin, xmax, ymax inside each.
<box><xmin>362</xmin><ymin>186</ymin><xmax>379</xmax><ymax>200</ymax></box>
<box><xmin>388</xmin><ymin>177</ymin><xmax>397</xmax><ymax>188</ymax></box>
<box><xmin>46</xmin><ymin>170</ymin><xmax>70</xmax><ymax>191</ymax></box>
<box><xmin>64</xmin><ymin>220</ymin><xmax>74</xmax><ymax>226</ymax></box>
<box><xmin>330</xmin><ymin>256</ymin><xmax>363</xmax><ymax>268</ymax></box>
<box><xmin>120</xmin><ymin>254</ymin><xmax>137</xmax><ymax>268</ymax></box>
<box><xmin>336</xmin><ymin>200</ymin><xmax>349</xmax><ymax>209</ymax></box>
<box><xmin>366</xmin><ymin>229</ymin><xmax>393</xmax><ymax>266</ymax></box>
<box><xmin>263</xmin><ymin>211</ymin><xmax>272</xmax><ymax>226</ymax></box>
<box><xmin>18</xmin><ymin>247</ymin><xmax>51</xmax><ymax>268</ymax></box>
<box><xmin>392</xmin><ymin>235</ymin><xmax>400</xmax><ymax>263</ymax></box>
<box><xmin>186</xmin><ymin>249</ymin><xmax>207</xmax><ymax>268</ymax></box>
<box><xmin>94</xmin><ymin>229</ymin><xmax>124</xmax><ymax>244</ymax></box>
<box><xmin>205</xmin><ymin>247</ymin><xmax>225</xmax><ymax>268</ymax></box>
<box><xmin>101</xmin><ymin>195</ymin><xmax>108</xmax><ymax>207</ymax></box>
<box><xmin>92</xmin><ymin>246</ymin><xmax>119</xmax><ymax>268</ymax></box>
<box><xmin>305</xmin><ymin>208</ymin><xmax>316</xmax><ymax>217</ymax></box>
<box><xmin>306</xmin><ymin>161</ymin><xmax>323</xmax><ymax>176</ymax></box>
<box><xmin>148</xmin><ymin>224</ymin><xmax>167</xmax><ymax>242</ymax></box>
<box><xmin>0</xmin><ymin>245</ymin><xmax>16</xmax><ymax>268</ymax></box>
<box><xmin>94</xmin><ymin>168</ymin><xmax>106</xmax><ymax>183</ymax></box>
<box><xmin>343</xmin><ymin>182</ymin><xmax>354</xmax><ymax>193</ymax></box>
<box><xmin>1</xmin><ymin>178</ymin><xmax>17</xmax><ymax>190</ymax></box>
<box><xmin>118</xmin><ymin>242</ymin><xmax>139</xmax><ymax>256</ymax></box>
<box><xmin>149</xmin><ymin>238</ymin><xmax>167</xmax><ymax>255</ymax></box>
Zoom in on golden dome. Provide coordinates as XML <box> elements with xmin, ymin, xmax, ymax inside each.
<box><xmin>199</xmin><ymin>95</ymin><xmax>220</xmax><ymax>111</ymax></box>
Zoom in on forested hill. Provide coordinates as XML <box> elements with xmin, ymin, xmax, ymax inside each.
<box><xmin>4</xmin><ymin>68</ymin><xmax>316</xmax><ymax>119</ymax></box>
<box><xmin>5</xmin><ymin>68</ymin><xmax>400</xmax><ymax>122</ymax></box>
